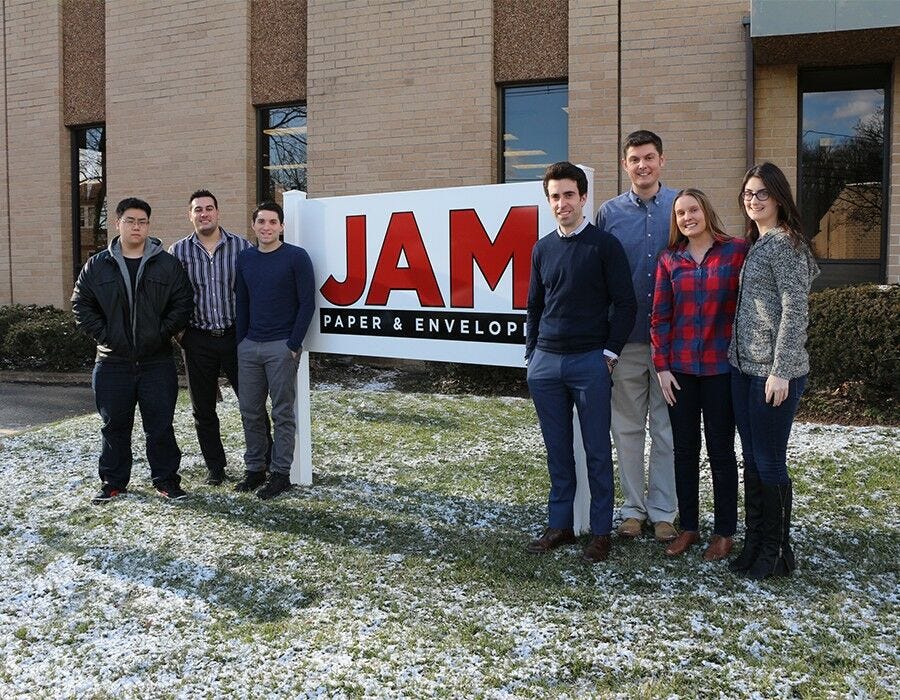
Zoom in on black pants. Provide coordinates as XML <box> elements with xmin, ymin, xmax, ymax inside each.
<box><xmin>666</xmin><ymin>371</ymin><xmax>738</xmax><ymax>536</ymax></box>
<box><xmin>92</xmin><ymin>358</ymin><xmax>180</xmax><ymax>489</ymax></box>
<box><xmin>181</xmin><ymin>327</ymin><xmax>270</xmax><ymax>471</ymax></box>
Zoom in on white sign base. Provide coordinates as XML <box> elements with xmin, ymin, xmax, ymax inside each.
<box><xmin>289</xmin><ymin>350</ymin><xmax>312</xmax><ymax>486</ymax></box>
<box><xmin>572</xmin><ymin>411</ymin><xmax>590</xmax><ymax>535</ymax></box>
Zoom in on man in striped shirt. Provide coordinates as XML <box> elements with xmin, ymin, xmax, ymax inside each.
<box><xmin>170</xmin><ymin>189</ymin><xmax>270</xmax><ymax>486</ymax></box>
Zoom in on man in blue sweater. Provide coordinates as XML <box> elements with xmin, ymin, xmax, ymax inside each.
<box><xmin>234</xmin><ymin>201</ymin><xmax>315</xmax><ymax>499</ymax></box>
<box><xmin>526</xmin><ymin>162</ymin><xmax>637</xmax><ymax>563</ymax></box>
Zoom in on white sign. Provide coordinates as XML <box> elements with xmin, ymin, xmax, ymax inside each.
<box><xmin>284</xmin><ymin>178</ymin><xmax>592</xmax><ymax>368</ymax></box>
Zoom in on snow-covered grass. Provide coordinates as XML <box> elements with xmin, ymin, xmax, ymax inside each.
<box><xmin>0</xmin><ymin>385</ymin><xmax>897</xmax><ymax>699</ymax></box>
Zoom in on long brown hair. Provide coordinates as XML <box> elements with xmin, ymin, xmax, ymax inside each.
<box><xmin>739</xmin><ymin>162</ymin><xmax>806</xmax><ymax>246</ymax></box>
<box><xmin>667</xmin><ymin>188</ymin><xmax>731</xmax><ymax>250</ymax></box>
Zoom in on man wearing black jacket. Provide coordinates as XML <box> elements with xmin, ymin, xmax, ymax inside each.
<box><xmin>72</xmin><ymin>197</ymin><xmax>194</xmax><ymax>503</ymax></box>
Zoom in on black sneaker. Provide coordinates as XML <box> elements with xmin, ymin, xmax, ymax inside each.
<box><xmin>234</xmin><ymin>470</ymin><xmax>267</xmax><ymax>493</ymax></box>
<box><xmin>156</xmin><ymin>480</ymin><xmax>188</xmax><ymax>500</ymax></box>
<box><xmin>256</xmin><ymin>472</ymin><xmax>292</xmax><ymax>500</ymax></box>
<box><xmin>205</xmin><ymin>468</ymin><xmax>227</xmax><ymax>486</ymax></box>
<box><xmin>92</xmin><ymin>483</ymin><xmax>127</xmax><ymax>504</ymax></box>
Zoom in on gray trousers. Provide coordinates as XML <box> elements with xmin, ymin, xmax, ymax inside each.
<box><xmin>237</xmin><ymin>338</ymin><xmax>300</xmax><ymax>475</ymax></box>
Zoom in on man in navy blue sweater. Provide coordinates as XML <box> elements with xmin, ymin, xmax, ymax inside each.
<box><xmin>234</xmin><ymin>201</ymin><xmax>315</xmax><ymax>499</ymax></box>
<box><xmin>525</xmin><ymin>162</ymin><xmax>637</xmax><ymax>563</ymax></box>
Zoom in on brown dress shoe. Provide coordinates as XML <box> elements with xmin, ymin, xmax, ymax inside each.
<box><xmin>526</xmin><ymin>527</ymin><xmax>577</xmax><ymax>553</ymax></box>
<box><xmin>582</xmin><ymin>535</ymin><xmax>612</xmax><ymax>563</ymax></box>
<box><xmin>702</xmin><ymin>535</ymin><xmax>734</xmax><ymax>561</ymax></box>
<box><xmin>654</xmin><ymin>521</ymin><xmax>678</xmax><ymax>542</ymax></box>
<box><xmin>664</xmin><ymin>530</ymin><xmax>699</xmax><ymax>557</ymax></box>
<box><xmin>617</xmin><ymin>517</ymin><xmax>644</xmax><ymax>538</ymax></box>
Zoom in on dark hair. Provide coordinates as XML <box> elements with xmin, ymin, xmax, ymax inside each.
<box><xmin>740</xmin><ymin>162</ymin><xmax>805</xmax><ymax>246</ymax></box>
<box><xmin>115</xmin><ymin>197</ymin><xmax>151</xmax><ymax>219</ymax></box>
<box><xmin>542</xmin><ymin>161</ymin><xmax>588</xmax><ymax>197</ymax></box>
<box><xmin>667</xmin><ymin>188</ymin><xmax>731</xmax><ymax>249</ymax></box>
<box><xmin>622</xmin><ymin>129</ymin><xmax>663</xmax><ymax>158</ymax></box>
<box><xmin>189</xmin><ymin>189</ymin><xmax>218</xmax><ymax>209</ymax></box>
<box><xmin>252</xmin><ymin>201</ymin><xmax>284</xmax><ymax>225</ymax></box>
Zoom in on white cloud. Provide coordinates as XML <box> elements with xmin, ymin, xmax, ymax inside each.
<box><xmin>833</xmin><ymin>97</ymin><xmax>878</xmax><ymax>120</ymax></box>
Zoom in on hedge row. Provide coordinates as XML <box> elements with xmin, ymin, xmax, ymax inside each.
<box><xmin>0</xmin><ymin>305</ymin><xmax>95</xmax><ymax>372</ymax></box>
<box><xmin>0</xmin><ymin>284</ymin><xmax>897</xmax><ymax>402</ymax></box>
<box><xmin>807</xmin><ymin>284</ymin><xmax>898</xmax><ymax>393</ymax></box>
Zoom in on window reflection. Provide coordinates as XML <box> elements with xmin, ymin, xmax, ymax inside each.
<box><xmin>260</xmin><ymin>105</ymin><xmax>307</xmax><ymax>203</ymax></box>
<box><xmin>800</xmin><ymin>88</ymin><xmax>885</xmax><ymax>261</ymax></box>
<box><xmin>73</xmin><ymin>126</ymin><xmax>107</xmax><ymax>272</ymax></box>
<box><xmin>502</xmin><ymin>84</ymin><xmax>568</xmax><ymax>183</ymax></box>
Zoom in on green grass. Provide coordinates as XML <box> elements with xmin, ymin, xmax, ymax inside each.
<box><xmin>0</xmin><ymin>387</ymin><xmax>896</xmax><ymax>698</ymax></box>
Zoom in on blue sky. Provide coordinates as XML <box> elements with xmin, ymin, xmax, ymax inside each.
<box><xmin>802</xmin><ymin>89</ymin><xmax>884</xmax><ymax>147</ymax></box>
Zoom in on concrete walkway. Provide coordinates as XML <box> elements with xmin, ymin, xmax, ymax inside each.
<box><xmin>0</xmin><ymin>375</ymin><xmax>95</xmax><ymax>436</ymax></box>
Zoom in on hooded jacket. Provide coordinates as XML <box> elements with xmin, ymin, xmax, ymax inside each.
<box><xmin>72</xmin><ymin>236</ymin><xmax>194</xmax><ymax>362</ymax></box>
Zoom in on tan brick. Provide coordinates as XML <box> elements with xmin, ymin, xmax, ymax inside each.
<box><xmin>105</xmin><ymin>0</ymin><xmax>254</xmax><ymax>252</ymax></box>
<box><xmin>2</xmin><ymin>1</ymin><xmax>70</xmax><ymax>306</ymax></box>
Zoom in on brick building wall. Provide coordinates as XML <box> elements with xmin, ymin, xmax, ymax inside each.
<box><xmin>753</xmin><ymin>64</ymin><xmax>798</xmax><ymax>193</ymax></box>
<box><xmin>306</xmin><ymin>0</ymin><xmax>495</xmax><ymax>197</ymax></box>
<box><xmin>0</xmin><ymin>6</ymin><xmax>9</xmax><ymax>306</ymax></box>
<box><xmin>105</xmin><ymin>1</ymin><xmax>255</xmax><ymax>256</ymax></box>
<box><xmin>618</xmin><ymin>0</ymin><xmax>748</xmax><ymax>232</ymax></box>
<box><xmin>0</xmin><ymin>2</ymin><xmax>897</xmax><ymax>305</ymax></box>
<box><xmin>2</xmin><ymin>1</ymin><xmax>70</xmax><ymax>306</ymax></box>
<box><xmin>568</xmin><ymin>0</ymin><xmax>620</xmax><ymax>206</ymax></box>
<box><xmin>889</xmin><ymin>58</ymin><xmax>900</xmax><ymax>284</ymax></box>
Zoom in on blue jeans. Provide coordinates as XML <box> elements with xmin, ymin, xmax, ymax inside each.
<box><xmin>527</xmin><ymin>348</ymin><xmax>614</xmax><ymax>536</ymax></box>
<box><xmin>237</xmin><ymin>338</ymin><xmax>300</xmax><ymax>475</ymax></box>
<box><xmin>92</xmin><ymin>358</ymin><xmax>181</xmax><ymax>489</ymax></box>
<box><xmin>731</xmin><ymin>368</ymin><xmax>806</xmax><ymax>485</ymax></box>
<box><xmin>667</xmin><ymin>371</ymin><xmax>738</xmax><ymax>535</ymax></box>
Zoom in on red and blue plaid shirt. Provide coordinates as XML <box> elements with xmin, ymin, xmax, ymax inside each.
<box><xmin>651</xmin><ymin>236</ymin><xmax>749</xmax><ymax>376</ymax></box>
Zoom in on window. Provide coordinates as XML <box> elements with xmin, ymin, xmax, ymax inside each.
<box><xmin>71</xmin><ymin>125</ymin><xmax>106</xmax><ymax>279</ymax></box>
<box><xmin>258</xmin><ymin>104</ymin><xmax>308</xmax><ymax>204</ymax></box>
<box><xmin>799</xmin><ymin>66</ymin><xmax>889</xmax><ymax>286</ymax></box>
<box><xmin>501</xmin><ymin>84</ymin><xmax>568</xmax><ymax>183</ymax></box>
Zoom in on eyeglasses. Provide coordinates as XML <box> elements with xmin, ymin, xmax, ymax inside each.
<box><xmin>742</xmin><ymin>189</ymin><xmax>770</xmax><ymax>202</ymax></box>
<box><xmin>121</xmin><ymin>217</ymin><xmax>149</xmax><ymax>228</ymax></box>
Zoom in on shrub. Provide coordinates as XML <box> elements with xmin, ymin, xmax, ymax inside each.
<box><xmin>808</xmin><ymin>284</ymin><xmax>899</xmax><ymax>391</ymax></box>
<box><xmin>0</xmin><ymin>304</ymin><xmax>95</xmax><ymax>372</ymax></box>
<box><xmin>0</xmin><ymin>304</ymin><xmax>38</xmax><ymax>345</ymax></box>
<box><xmin>803</xmin><ymin>284</ymin><xmax>899</xmax><ymax>424</ymax></box>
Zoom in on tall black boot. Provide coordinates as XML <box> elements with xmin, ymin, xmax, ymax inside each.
<box><xmin>746</xmin><ymin>480</ymin><xmax>795</xmax><ymax>580</ymax></box>
<box><xmin>729</xmin><ymin>469</ymin><xmax>763</xmax><ymax>573</ymax></box>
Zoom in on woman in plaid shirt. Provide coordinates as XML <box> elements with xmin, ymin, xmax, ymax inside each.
<box><xmin>650</xmin><ymin>189</ymin><xmax>749</xmax><ymax>561</ymax></box>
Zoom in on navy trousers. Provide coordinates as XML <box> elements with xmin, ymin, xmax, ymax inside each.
<box><xmin>731</xmin><ymin>368</ymin><xmax>806</xmax><ymax>485</ymax></box>
<box><xmin>667</xmin><ymin>371</ymin><xmax>738</xmax><ymax>535</ymax></box>
<box><xmin>92</xmin><ymin>358</ymin><xmax>181</xmax><ymax>489</ymax></box>
<box><xmin>527</xmin><ymin>348</ymin><xmax>614</xmax><ymax>536</ymax></box>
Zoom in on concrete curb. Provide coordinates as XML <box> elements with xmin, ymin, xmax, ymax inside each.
<box><xmin>0</xmin><ymin>370</ymin><xmax>190</xmax><ymax>388</ymax></box>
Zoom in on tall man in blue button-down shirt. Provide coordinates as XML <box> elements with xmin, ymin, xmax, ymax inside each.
<box><xmin>595</xmin><ymin>130</ymin><xmax>679</xmax><ymax>543</ymax></box>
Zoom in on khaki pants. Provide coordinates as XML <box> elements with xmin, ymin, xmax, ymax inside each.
<box><xmin>611</xmin><ymin>342</ymin><xmax>677</xmax><ymax>523</ymax></box>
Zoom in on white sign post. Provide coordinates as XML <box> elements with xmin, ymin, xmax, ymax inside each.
<box><xmin>283</xmin><ymin>166</ymin><xmax>596</xmax><ymax>533</ymax></box>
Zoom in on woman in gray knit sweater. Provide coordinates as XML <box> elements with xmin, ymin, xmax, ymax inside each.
<box><xmin>728</xmin><ymin>162</ymin><xmax>820</xmax><ymax>580</ymax></box>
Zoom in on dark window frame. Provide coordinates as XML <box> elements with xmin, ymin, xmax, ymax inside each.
<box><xmin>256</xmin><ymin>102</ymin><xmax>308</xmax><ymax>204</ymax></box>
<box><xmin>797</xmin><ymin>64</ymin><xmax>891</xmax><ymax>282</ymax></box>
<box><xmin>70</xmin><ymin>123</ymin><xmax>106</xmax><ymax>284</ymax></box>
<box><xmin>498</xmin><ymin>81</ymin><xmax>568</xmax><ymax>184</ymax></box>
